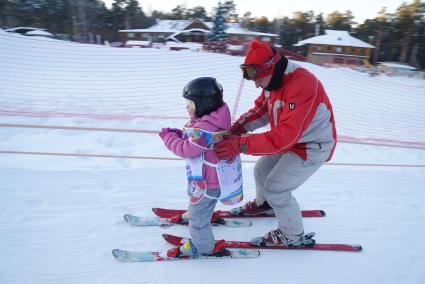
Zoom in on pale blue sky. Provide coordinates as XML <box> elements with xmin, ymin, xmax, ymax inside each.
<box><xmin>102</xmin><ymin>0</ymin><xmax>408</xmax><ymax>23</ymax></box>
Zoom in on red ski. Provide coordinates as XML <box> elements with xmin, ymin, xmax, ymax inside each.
<box><xmin>162</xmin><ymin>234</ymin><xmax>362</xmax><ymax>252</ymax></box>
<box><xmin>152</xmin><ymin>207</ymin><xmax>326</xmax><ymax>219</ymax></box>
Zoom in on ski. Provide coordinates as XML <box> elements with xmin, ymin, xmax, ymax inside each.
<box><xmin>162</xmin><ymin>234</ymin><xmax>362</xmax><ymax>252</ymax></box>
<box><xmin>124</xmin><ymin>214</ymin><xmax>252</xmax><ymax>227</ymax></box>
<box><xmin>112</xmin><ymin>248</ymin><xmax>260</xmax><ymax>262</ymax></box>
<box><xmin>152</xmin><ymin>207</ymin><xmax>326</xmax><ymax>218</ymax></box>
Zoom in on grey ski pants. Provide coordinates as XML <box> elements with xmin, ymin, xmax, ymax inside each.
<box><xmin>254</xmin><ymin>151</ymin><xmax>325</xmax><ymax>238</ymax></box>
<box><xmin>187</xmin><ymin>189</ymin><xmax>220</xmax><ymax>254</ymax></box>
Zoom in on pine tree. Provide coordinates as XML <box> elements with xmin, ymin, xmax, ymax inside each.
<box><xmin>209</xmin><ymin>2</ymin><xmax>226</xmax><ymax>41</ymax></box>
<box><xmin>186</xmin><ymin>6</ymin><xmax>209</xmax><ymax>20</ymax></box>
<box><xmin>221</xmin><ymin>0</ymin><xmax>238</xmax><ymax>22</ymax></box>
<box><xmin>169</xmin><ymin>5</ymin><xmax>186</xmax><ymax>20</ymax></box>
<box><xmin>326</xmin><ymin>10</ymin><xmax>355</xmax><ymax>31</ymax></box>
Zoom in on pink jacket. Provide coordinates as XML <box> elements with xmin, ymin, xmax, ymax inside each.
<box><xmin>161</xmin><ymin>103</ymin><xmax>231</xmax><ymax>189</ymax></box>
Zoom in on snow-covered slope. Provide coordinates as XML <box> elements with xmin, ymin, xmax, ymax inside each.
<box><xmin>0</xmin><ymin>30</ymin><xmax>424</xmax><ymax>284</ymax></box>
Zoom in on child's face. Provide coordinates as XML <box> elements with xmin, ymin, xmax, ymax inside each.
<box><xmin>186</xmin><ymin>99</ymin><xmax>196</xmax><ymax>118</ymax></box>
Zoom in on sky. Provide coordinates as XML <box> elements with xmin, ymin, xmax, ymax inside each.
<box><xmin>102</xmin><ymin>0</ymin><xmax>407</xmax><ymax>24</ymax></box>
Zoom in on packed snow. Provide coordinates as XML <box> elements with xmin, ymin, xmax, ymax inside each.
<box><xmin>0</xmin><ymin>30</ymin><xmax>425</xmax><ymax>284</ymax></box>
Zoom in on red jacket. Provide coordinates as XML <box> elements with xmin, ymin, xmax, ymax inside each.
<box><xmin>236</xmin><ymin>61</ymin><xmax>337</xmax><ymax>161</ymax></box>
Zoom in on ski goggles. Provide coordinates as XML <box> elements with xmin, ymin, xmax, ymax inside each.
<box><xmin>240</xmin><ymin>53</ymin><xmax>281</xmax><ymax>80</ymax></box>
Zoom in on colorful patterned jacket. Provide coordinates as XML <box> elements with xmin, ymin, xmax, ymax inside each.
<box><xmin>161</xmin><ymin>103</ymin><xmax>231</xmax><ymax>189</ymax></box>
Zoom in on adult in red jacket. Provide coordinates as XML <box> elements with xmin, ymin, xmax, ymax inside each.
<box><xmin>215</xmin><ymin>40</ymin><xmax>337</xmax><ymax>247</ymax></box>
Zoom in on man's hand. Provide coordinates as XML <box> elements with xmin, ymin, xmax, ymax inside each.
<box><xmin>230</xmin><ymin>123</ymin><xmax>247</xmax><ymax>136</ymax></box>
<box><xmin>214</xmin><ymin>135</ymin><xmax>242</xmax><ymax>160</ymax></box>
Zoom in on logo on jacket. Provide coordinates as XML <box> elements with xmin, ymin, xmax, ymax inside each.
<box><xmin>289</xmin><ymin>103</ymin><xmax>296</xmax><ymax>110</ymax></box>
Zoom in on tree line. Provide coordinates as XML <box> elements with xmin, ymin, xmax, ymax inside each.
<box><xmin>0</xmin><ymin>0</ymin><xmax>424</xmax><ymax>68</ymax></box>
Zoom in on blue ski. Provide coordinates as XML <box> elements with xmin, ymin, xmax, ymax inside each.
<box><xmin>112</xmin><ymin>248</ymin><xmax>260</xmax><ymax>262</ymax></box>
<box><xmin>124</xmin><ymin>214</ymin><xmax>252</xmax><ymax>227</ymax></box>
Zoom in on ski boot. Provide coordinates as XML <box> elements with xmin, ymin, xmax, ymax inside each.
<box><xmin>230</xmin><ymin>199</ymin><xmax>274</xmax><ymax>216</ymax></box>
<box><xmin>168</xmin><ymin>211</ymin><xmax>189</xmax><ymax>225</ymax></box>
<box><xmin>171</xmin><ymin>211</ymin><xmax>226</xmax><ymax>225</ymax></box>
<box><xmin>166</xmin><ymin>239</ymin><xmax>230</xmax><ymax>258</ymax></box>
<box><xmin>251</xmin><ymin>228</ymin><xmax>316</xmax><ymax>248</ymax></box>
<box><xmin>167</xmin><ymin>239</ymin><xmax>198</xmax><ymax>258</ymax></box>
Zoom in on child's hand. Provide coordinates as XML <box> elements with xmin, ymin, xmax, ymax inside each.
<box><xmin>159</xmin><ymin>128</ymin><xmax>171</xmax><ymax>139</ymax></box>
<box><xmin>168</xmin><ymin>128</ymin><xmax>183</xmax><ymax>138</ymax></box>
<box><xmin>159</xmin><ymin>128</ymin><xmax>182</xmax><ymax>140</ymax></box>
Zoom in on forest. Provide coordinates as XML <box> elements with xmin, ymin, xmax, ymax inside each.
<box><xmin>1</xmin><ymin>0</ymin><xmax>424</xmax><ymax>68</ymax></box>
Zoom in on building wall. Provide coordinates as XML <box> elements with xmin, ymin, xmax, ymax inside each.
<box><xmin>306</xmin><ymin>44</ymin><xmax>372</xmax><ymax>65</ymax></box>
<box><xmin>176</xmin><ymin>34</ymin><xmax>209</xmax><ymax>43</ymax></box>
<box><xmin>308</xmin><ymin>53</ymin><xmax>363</xmax><ymax>65</ymax></box>
<box><xmin>124</xmin><ymin>32</ymin><xmax>174</xmax><ymax>43</ymax></box>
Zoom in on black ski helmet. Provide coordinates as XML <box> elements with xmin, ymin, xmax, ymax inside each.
<box><xmin>182</xmin><ymin>77</ymin><xmax>224</xmax><ymax>118</ymax></box>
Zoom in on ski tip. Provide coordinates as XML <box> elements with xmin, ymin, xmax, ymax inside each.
<box><xmin>319</xmin><ymin>210</ymin><xmax>326</xmax><ymax>217</ymax></box>
<box><xmin>162</xmin><ymin>233</ymin><xmax>174</xmax><ymax>240</ymax></box>
<box><xmin>152</xmin><ymin>208</ymin><xmax>159</xmax><ymax>214</ymax></box>
<box><xmin>354</xmin><ymin>245</ymin><xmax>363</xmax><ymax>251</ymax></box>
<box><xmin>112</xmin><ymin>249</ymin><xmax>125</xmax><ymax>258</ymax></box>
<box><xmin>162</xmin><ymin>233</ymin><xmax>170</xmax><ymax>238</ymax></box>
<box><xmin>123</xmin><ymin>214</ymin><xmax>131</xmax><ymax>222</ymax></box>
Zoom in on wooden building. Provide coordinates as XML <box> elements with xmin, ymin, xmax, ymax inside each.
<box><xmin>119</xmin><ymin>19</ymin><xmax>277</xmax><ymax>46</ymax></box>
<box><xmin>294</xmin><ymin>30</ymin><xmax>375</xmax><ymax>66</ymax></box>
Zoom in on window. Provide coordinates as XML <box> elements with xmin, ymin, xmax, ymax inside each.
<box><xmin>336</xmin><ymin>47</ymin><xmax>342</xmax><ymax>53</ymax></box>
<box><xmin>127</xmin><ymin>33</ymin><xmax>135</xmax><ymax>38</ymax></box>
<box><xmin>262</xmin><ymin>37</ymin><xmax>271</xmax><ymax>42</ymax></box>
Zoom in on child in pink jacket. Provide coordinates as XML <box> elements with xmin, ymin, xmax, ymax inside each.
<box><xmin>159</xmin><ymin>77</ymin><xmax>234</xmax><ymax>257</ymax></box>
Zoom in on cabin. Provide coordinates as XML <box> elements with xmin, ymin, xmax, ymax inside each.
<box><xmin>294</xmin><ymin>30</ymin><xmax>375</xmax><ymax>66</ymax></box>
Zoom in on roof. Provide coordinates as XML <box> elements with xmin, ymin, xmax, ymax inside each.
<box><xmin>224</xmin><ymin>23</ymin><xmax>277</xmax><ymax>37</ymax></box>
<box><xmin>294</xmin><ymin>30</ymin><xmax>374</xmax><ymax>48</ymax></box>
<box><xmin>5</xmin><ymin>27</ymin><xmax>45</xmax><ymax>32</ymax></box>
<box><xmin>119</xmin><ymin>19</ymin><xmax>277</xmax><ymax>37</ymax></box>
<box><xmin>120</xmin><ymin>20</ymin><xmax>201</xmax><ymax>33</ymax></box>
<box><xmin>26</xmin><ymin>30</ymin><xmax>53</xmax><ymax>36</ymax></box>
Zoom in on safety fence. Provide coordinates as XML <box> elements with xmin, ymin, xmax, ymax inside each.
<box><xmin>1</xmin><ymin>123</ymin><xmax>424</xmax><ymax>168</ymax></box>
<box><xmin>1</xmin><ymin>31</ymin><xmax>425</xmax><ymax>168</ymax></box>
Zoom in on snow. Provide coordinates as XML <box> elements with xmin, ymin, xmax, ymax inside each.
<box><xmin>119</xmin><ymin>19</ymin><xmax>278</xmax><ymax>37</ymax></box>
<box><xmin>295</xmin><ymin>29</ymin><xmax>375</xmax><ymax>48</ymax></box>
<box><xmin>125</xmin><ymin>40</ymin><xmax>151</xmax><ymax>46</ymax></box>
<box><xmin>379</xmin><ymin>62</ymin><xmax>417</xmax><ymax>71</ymax></box>
<box><xmin>25</xmin><ymin>30</ymin><xmax>53</xmax><ymax>37</ymax></box>
<box><xmin>225</xmin><ymin>23</ymin><xmax>278</xmax><ymax>37</ymax></box>
<box><xmin>1</xmin><ymin>30</ymin><xmax>425</xmax><ymax>284</ymax></box>
<box><xmin>4</xmin><ymin>27</ymin><xmax>44</xmax><ymax>33</ymax></box>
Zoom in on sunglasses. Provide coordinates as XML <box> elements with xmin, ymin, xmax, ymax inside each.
<box><xmin>240</xmin><ymin>53</ymin><xmax>281</xmax><ymax>80</ymax></box>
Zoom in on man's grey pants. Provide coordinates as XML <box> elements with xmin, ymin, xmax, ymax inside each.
<box><xmin>254</xmin><ymin>151</ymin><xmax>326</xmax><ymax>239</ymax></box>
<box><xmin>187</xmin><ymin>189</ymin><xmax>220</xmax><ymax>254</ymax></box>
